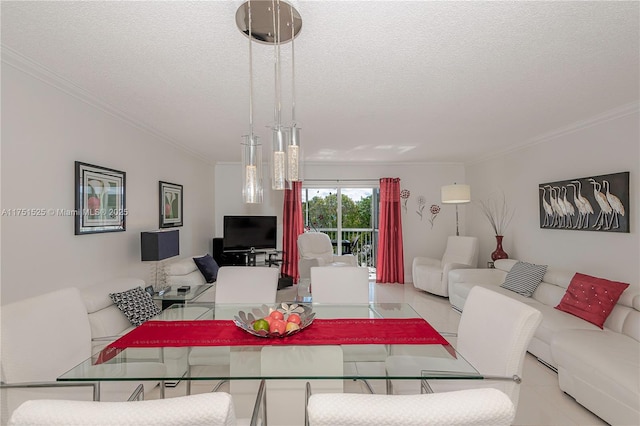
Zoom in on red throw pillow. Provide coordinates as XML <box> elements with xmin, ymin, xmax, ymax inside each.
<box><xmin>555</xmin><ymin>273</ymin><xmax>629</xmax><ymax>329</ymax></box>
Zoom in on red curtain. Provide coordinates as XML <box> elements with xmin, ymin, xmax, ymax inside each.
<box><xmin>376</xmin><ymin>177</ymin><xmax>405</xmax><ymax>284</ymax></box>
<box><xmin>282</xmin><ymin>181</ymin><xmax>304</xmax><ymax>283</ymax></box>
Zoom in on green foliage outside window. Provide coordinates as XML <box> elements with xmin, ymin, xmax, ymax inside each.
<box><xmin>303</xmin><ymin>193</ymin><xmax>372</xmax><ymax>229</ymax></box>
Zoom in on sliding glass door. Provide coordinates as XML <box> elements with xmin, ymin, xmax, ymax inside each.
<box><xmin>302</xmin><ymin>185</ymin><xmax>378</xmax><ymax>268</ymax></box>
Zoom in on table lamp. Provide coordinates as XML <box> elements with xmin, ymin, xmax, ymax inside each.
<box><xmin>141</xmin><ymin>229</ymin><xmax>179</xmax><ymax>293</ymax></box>
<box><xmin>441</xmin><ymin>183</ymin><xmax>471</xmax><ymax>236</ymax></box>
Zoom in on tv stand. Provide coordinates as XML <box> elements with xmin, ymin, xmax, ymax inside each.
<box><xmin>212</xmin><ymin>239</ymin><xmax>280</xmax><ymax>267</ymax></box>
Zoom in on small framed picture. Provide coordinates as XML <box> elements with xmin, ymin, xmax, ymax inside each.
<box><xmin>159</xmin><ymin>181</ymin><xmax>183</xmax><ymax>228</ymax></box>
<box><xmin>75</xmin><ymin>161</ymin><xmax>126</xmax><ymax>235</ymax></box>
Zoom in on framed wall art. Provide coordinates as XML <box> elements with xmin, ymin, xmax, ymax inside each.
<box><xmin>539</xmin><ymin>171</ymin><xmax>629</xmax><ymax>233</ymax></box>
<box><xmin>75</xmin><ymin>161</ymin><xmax>126</xmax><ymax>235</ymax></box>
<box><xmin>159</xmin><ymin>181</ymin><xmax>183</xmax><ymax>228</ymax></box>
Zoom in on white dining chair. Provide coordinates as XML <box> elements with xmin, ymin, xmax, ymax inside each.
<box><xmin>261</xmin><ymin>346</ymin><xmax>344</xmax><ymax>426</ymax></box>
<box><xmin>305</xmin><ymin>386</ymin><xmax>515</xmax><ymax>426</ymax></box>
<box><xmin>310</xmin><ymin>265</ymin><xmax>370</xmax><ymax>303</ymax></box>
<box><xmin>310</xmin><ymin>265</ymin><xmax>386</xmax><ymax>393</ymax></box>
<box><xmin>385</xmin><ymin>286</ymin><xmax>542</xmax><ymax>410</ymax></box>
<box><xmin>8</xmin><ymin>383</ymin><xmax>267</xmax><ymax>426</ymax></box>
<box><xmin>187</xmin><ymin>266</ymin><xmax>279</xmax><ymax>405</ymax></box>
<box><xmin>214</xmin><ymin>266</ymin><xmax>279</xmax><ymax>304</ymax></box>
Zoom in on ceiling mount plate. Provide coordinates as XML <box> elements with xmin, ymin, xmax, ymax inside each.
<box><xmin>236</xmin><ymin>0</ymin><xmax>302</xmax><ymax>45</ymax></box>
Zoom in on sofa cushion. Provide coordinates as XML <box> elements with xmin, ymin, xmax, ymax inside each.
<box><xmin>110</xmin><ymin>286</ymin><xmax>162</xmax><ymax>326</ymax></box>
<box><xmin>500</xmin><ymin>261</ymin><xmax>547</xmax><ymax>297</ymax></box>
<box><xmin>527</xmin><ymin>300</ymin><xmax>600</xmax><ymax>346</ymax></box>
<box><xmin>551</xmin><ymin>329</ymin><xmax>640</xmax><ymax>413</ymax></box>
<box><xmin>164</xmin><ymin>257</ymin><xmax>199</xmax><ymax>276</ymax></box>
<box><xmin>81</xmin><ymin>278</ymin><xmax>148</xmax><ymax>314</ymax></box>
<box><xmin>193</xmin><ymin>254</ymin><xmax>219</xmax><ymax>283</ymax></box>
<box><xmin>555</xmin><ymin>273</ymin><xmax>630</xmax><ymax>328</ymax></box>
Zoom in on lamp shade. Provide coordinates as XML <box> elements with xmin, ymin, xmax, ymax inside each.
<box><xmin>141</xmin><ymin>230</ymin><xmax>179</xmax><ymax>261</ymax></box>
<box><xmin>441</xmin><ymin>184</ymin><xmax>471</xmax><ymax>204</ymax></box>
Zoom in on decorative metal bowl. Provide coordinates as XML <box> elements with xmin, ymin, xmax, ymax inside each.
<box><xmin>233</xmin><ymin>303</ymin><xmax>315</xmax><ymax>338</ymax></box>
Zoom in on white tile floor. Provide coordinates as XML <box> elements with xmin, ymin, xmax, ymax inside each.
<box><xmin>150</xmin><ymin>281</ymin><xmax>607</xmax><ymax>426</ymax></box>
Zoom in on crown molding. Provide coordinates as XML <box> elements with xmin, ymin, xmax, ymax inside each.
<box><xmin>467</xmin><ymin>101</ymin><xmax>640</xmax><ymax>166</ymax></box>
<box><xmin>1</xmin><ymin>46</ymin><xmax>213</xmax><ymax>165</ymax></box>
<box><xmin>302</xmin><ymin>161</ymin><xmax>465</xmax><ymax>167</ymax></box>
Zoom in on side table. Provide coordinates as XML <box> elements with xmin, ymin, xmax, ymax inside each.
<box><xmin>153</xmin><ymin>284</ymin><xmax>214</xmax><ymax>310</ymax></box>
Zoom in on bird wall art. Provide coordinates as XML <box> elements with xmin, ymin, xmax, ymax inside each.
<box><xmin>539</xmin><ymin>172</ymin><xmax>629</xmax><ymax>233</ymax></box>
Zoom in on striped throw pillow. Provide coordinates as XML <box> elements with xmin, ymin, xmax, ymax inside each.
<box><xmin>500</xmin><ymin>261</ymin><xmax>548</xmax><ymax>297</ymax></box>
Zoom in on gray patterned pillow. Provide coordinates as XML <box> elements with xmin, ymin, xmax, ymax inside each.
<box><xmin>110</xmin><ymin>286</ymin><xmax>162</xmax><ymax>326</ymax></box>
<box><xmin>500</xmin><ymin>261</ymin><xmax>548</xmax><ymax>297</ymax></box>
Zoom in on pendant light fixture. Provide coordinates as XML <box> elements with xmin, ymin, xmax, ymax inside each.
<box><xmin>286</xmin><ymin>4</ymin><xmax>302</xmax><ymax>183</ymax></box>
<box><xmin>271</xmin><ymin>0</ymin><xmax>287</xmax><ymax>190</ymax></box>
<box><xmin>241</xmin><ymin>0</ymin><xmax>263</xmax><ymax>204</ymax></box>
<box><xmin>236</xmin><ymin>0</ymin><xmax>302</xmax><ymax>198</ymax></box>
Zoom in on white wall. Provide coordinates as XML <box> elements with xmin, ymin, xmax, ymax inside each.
<box><xmin>214</xmin><ymin>162</ymin><xmax>466</xmax><ymax>281</ymax></box>
<box><xmin>214</xmin><ymin>163</ymin><xmax>285</xmax><ymax>243</ymax></box>
<box><xmin>467</xmin><ymin>107</ymin><xmax>639</xmax><ymax>284</ymax></box>
<box><xmin>1</xmin><ymin>64</ymin><xmax>215</xmax><ymax>305</ymax></box>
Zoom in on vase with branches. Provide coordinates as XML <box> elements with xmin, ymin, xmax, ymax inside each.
<box><xmin>477</xmin><ymin>191</ymin><xmax>514</xmax><ymax>261</ymax></box>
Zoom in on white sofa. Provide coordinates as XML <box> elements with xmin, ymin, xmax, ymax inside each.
<box><xmin>164</xmin><ymin>256</ymin><xmax>208</xmax><ymax>287</ymax></box>
<box><xmin>1</xmin><ymin>281</ymin><xmax>166</xmax><ymax>425</ymax></box>
<box><xmin>81</xmin><ymin>277</ymin><xmax>146</xmax><ymax>353</ymax></box>
<box><xmin>448</xmin><ymin>259</ymin><xmax>640</xmax><ymax>425</ymax></box>
<box><xmin>163</xmin><ymin>256</ymin><xmax>216</xmax><ymax>303</ymax></box>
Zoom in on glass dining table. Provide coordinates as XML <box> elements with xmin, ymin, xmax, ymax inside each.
<box><xmin>58</xmin><ymin>302</ymin><xmax>482</xmax><ymax>390</ymax></box>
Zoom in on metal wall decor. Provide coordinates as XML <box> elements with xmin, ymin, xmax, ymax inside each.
<box><xmin>539</xmin><ymin>171</ymin><xmax>629</xmax><ymax>233</ymax></box>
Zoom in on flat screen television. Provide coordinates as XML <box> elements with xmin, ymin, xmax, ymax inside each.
<box><xmin>223</xmin><ymin>215</ymin><xmax>277</xmax><ymax>251</ymax></box>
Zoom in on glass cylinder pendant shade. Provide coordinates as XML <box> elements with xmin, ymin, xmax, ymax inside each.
<box><xmin>271</xmin><ymin>127</ymin><xmax>288</xmax><ymax>190</ymax></box>
<box><xmin>242</xmin><ymin>135</ymin><xmax>263</xmax><ymax>204</ymax></box>
<box><xmin>287</xmin><ymin>126</ymin><xmax>302</xmax><ymax>182</ymax></box>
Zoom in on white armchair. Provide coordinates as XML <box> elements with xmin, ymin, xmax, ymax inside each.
<box><xmin>412</xmin><ymin>236</ymin><xmax>479</xmax><ymax>297</ymax></box>
<box><xmin>298</xmin><ymin>232</ymin><xmax>357</xmax><ymax>280</ymax></box>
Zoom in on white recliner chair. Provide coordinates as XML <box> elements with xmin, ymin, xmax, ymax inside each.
<box><xmin>297</xmin><ymin>232</ymin><xmax>357</xmax><ymax>280</ymax></box>
<box><xmin>412</xmin><ymin>236</ymin><xmax>479</xmax><ymax>297</ymax></box>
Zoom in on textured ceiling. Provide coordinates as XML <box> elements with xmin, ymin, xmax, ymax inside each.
<box><xmin>2</xmin><ymin>1</ymin><xmax>638</xmax><ymax>164</ymax></box>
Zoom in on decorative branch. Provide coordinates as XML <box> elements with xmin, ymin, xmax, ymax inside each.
<box><xmin>477</xmin><ymin>191</ymin><xmax>514</xmax><ymax>236</ymax></box>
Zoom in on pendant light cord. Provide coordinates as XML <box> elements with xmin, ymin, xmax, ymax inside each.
<box><xmin>272</xmin><ymin>0</ymin><xmax>282</xmax><ymax>129</ymax></box>
<box><xmin>248</xmin><ymin>0</ymin><xmax>254</xmax><ymax>136</ymax></box>
<box><xmin>290</xmin><ymin>3</ymin><xmax>296</xmax><ymax>125</ymax></box>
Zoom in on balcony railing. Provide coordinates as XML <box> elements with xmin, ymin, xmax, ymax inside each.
<box><xmin>310</xmin><ymin>228</ymin><xmax>377</xmax><ymax>268</ymax></box>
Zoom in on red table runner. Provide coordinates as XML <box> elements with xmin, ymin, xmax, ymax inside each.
<box><xmin>96</xmin><ymin>318</ymin><xmax>448</xmax><ymax>364</ymax></box>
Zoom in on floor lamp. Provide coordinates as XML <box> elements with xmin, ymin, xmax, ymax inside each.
<box><xmin>141</xmin><ymin>229</ymin><xmax>180</xmax><ymax>294</ymax></box>
<box><xmin>441</xmin><ymin>184</ymin><xmax>471</xmax><ymax>236</ymax></box>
